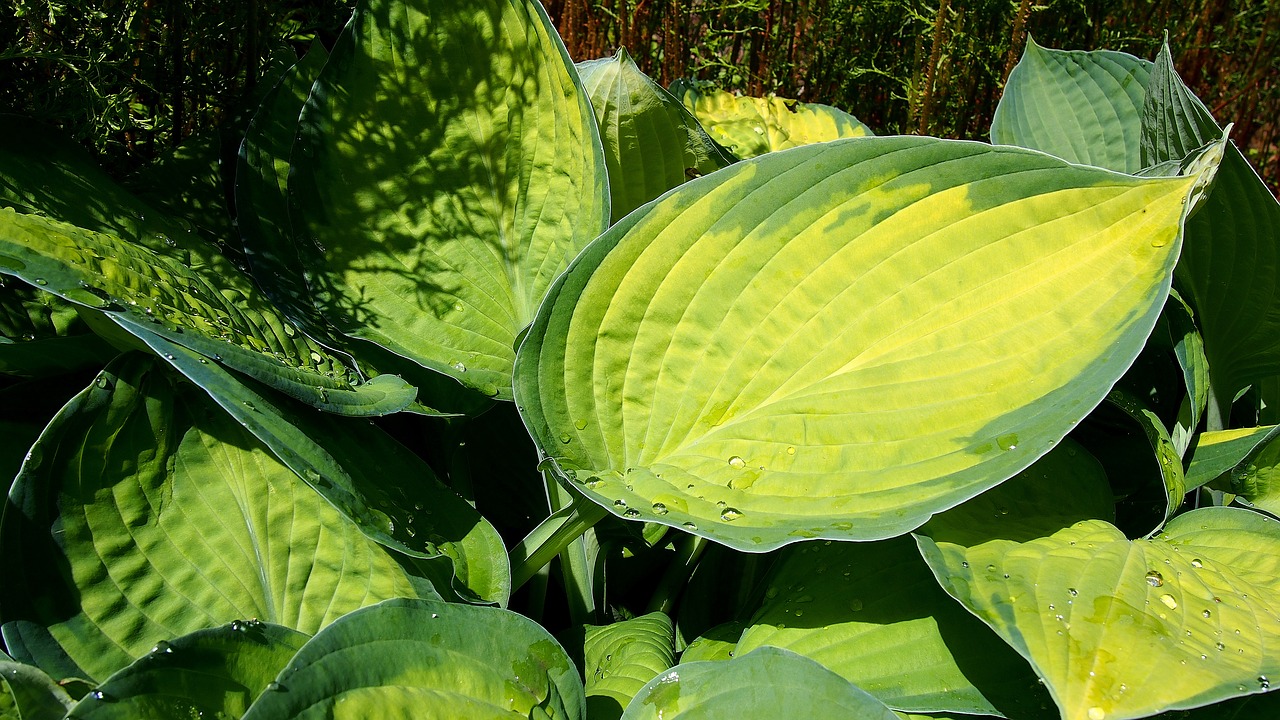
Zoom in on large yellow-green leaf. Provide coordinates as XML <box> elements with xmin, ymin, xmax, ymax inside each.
<box><xmin>0</xmin><ymin>355</ymin><xmax>438</xmax><ymax>683</ymax></box>
<box><xmin>672</xmin><ymin>82</ymin><xmax>872</xmax><ymax>159</ymax></box>
<box><xmin>991</xmin><ymin>38</ymin><xmax>1152</xmax><ymax>173</ymax></box>
<box><xmin>619</xmin><ymin>646</ymin><xmax>900</xmax><ymax>720</ymax></box>
<box><xmin>241</xmin><ymin>598</ymin><xmax>585</xmax><ymax>720</ymax></box>
<box><xmin>514</xmin><ymin>135</ymin><xmax>1202</xmax><ymax>551</ymax></box>
<box><xmin>289</xmin><ymin>0</ymin><xmax>608</xmax><ymax>400</ymax></box>
<box><xmin>577</xmin><ymin>49</ymin><xmax>733</xmax><ymax>223</ymax></box>
<box><xmin>918</xmin><ymin>507</ymin><xmax>1280</xmax><ymax>720</ymax></box>
<box><xmin>583</xmin><ymin>612</ymin><xmax>676</xmax><ymax>720</ymax></box>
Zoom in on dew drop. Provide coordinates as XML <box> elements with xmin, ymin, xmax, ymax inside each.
<box><xmin>1088</xmin><ymin>707</ymin><xmax>1106</xmax><ymax>720</ymax></box>
<box><xmin>34</xmin><ymin>278</ymin><xmax>47</xmax><ymax>286</ymax></box>
<box><xmin>1146</xmin><ymin>570</ymin><xmax>1165</xmax><ymax>587</ymax></box>
<box><xmin>1260</xmin><ymin>676</ymin><xmax>1270</xmax><ymax>689</ymax></box>
<box><xmin>728</xmin><ymin>455</ymin><xmax>746</xmax><ymax>468</ymax></box>
<box><xmin>1069</xmin><ymin>588</ymin><xmax>1079</xmax><ymax>597</ymax></box>
<box><xmin>613</xmin><ymin>499</ymin><xmax>627</xmax><ymax>508</ymax></box>
<box><xmin>682</xmin><ymin>521</ymin><xmax>697</xmax><ymax>531</ymax></box>
<box><xmin>1160</xmin><ymin>594</ymin><xmax>1178</xmax><ymax>609</ymax></box>
<box><xmin>452</xmin><ymin>362</ymin><xmax>467</xmax><ymax>373</ymax></box>
<box><xmin>575</xmin><ymin>419</ymin><xmax>588</xmax><ymax>430</ymax></box>
<box><xmin>559</xmin><ymin>433</ymin><xmax>572</xmax><ymax>444</ymax></box>
<box><xmin>720</xmin><ymin>507</ymin><xmax>743</xmax><ymax>522</ymax></box>
<box><xmin>849</xmin><ymin>598</ymin><xmax>863</xmax><ymax>612</ymax></box>
<box><xmin>242</xmin><ymin>400</ymin><xmax>256</xmax><ymax>411</ymax></box>
<box><xmin>266</xmin><ymin>681</ymin><xmax>285</xmax><ymax>692</ymax></box>
<box><xmin>1216</xmin><ymin>642</ymin><xmax>1225</xmax><ymax>651</ymax></box>
<box><xmin>1191</xmin><ymin>558</ymin><xmax>1204</xmax><ymax>568</ymax></box>
<box><xmin>624</xmin><ymin>508</ymin><xmax>641</xmax><ymax>519</ymax></box>
<box><xmin>786</xmin><ymin>446</ymin><xmax>796</xmax><ymax>455</ymax></box>
<box><xmin>996</xmin><ymin>433</ymin><xmax>1019</xmax><ymax>451</ymax></box>
<box><xmin>152</xmin><ymin>640</ymin><xmax>174</xmax><ymax>654</ymax></box>
<box><xmin>1202</xmin><ymin>610</ymin><xmax>1212</xmax><ymax>619</ymax></box>
<box><xmin>652</xmin><ymin>502</ymin><xmax>669</xmax><ymax>516</ymax></box>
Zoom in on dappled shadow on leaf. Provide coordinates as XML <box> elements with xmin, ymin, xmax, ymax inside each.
<box><xmin>289</xmin><ymin>0</ymin><xmax>564</xmax><ymax>342</ymax></box>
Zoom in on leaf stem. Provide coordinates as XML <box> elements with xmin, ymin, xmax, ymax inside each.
<box><xmin>647</xmin><ymin>533</ymin><xmax>709</xmax><ymax>616</ymax></box>
<box><xmin>509</xmin><ymin>487</ymin><xmax>608</xmax><ymax>592</ymax></box>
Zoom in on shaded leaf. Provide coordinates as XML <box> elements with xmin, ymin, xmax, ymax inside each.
<box><xmin>67</xmin><ymin>621</ymin><xmax>308</xmax><ymax>720</ymax></box>
<box><xmin>289</xmin><ymin>0</ymin><xmax>608</xmax><ymax>399</ymax></box>
<box><xmin>1105</xmin><ymin>388</ymin><xmax>1187</xmax><ymax>526</ymax></box>
<box><xmin>0</xmin><ymin>354</ymin><xmax>438</xmax><ymax>682</ymax></box>
<box><xmin>1141</xmin><ymin>41</ymin><xmax>1221</xmax><ymax>168</ymax></box>
<box><xmin>918</xmin><ymin>507</ymin><xmax>1280</xmax><ymax>720</ymax></box>
<box><xmin>242</xmin><ymin>598</ymin><xmax>585</xmax><ymax>720</ymax></box>
<box><xmin>143</xmin><ymin>333</ymin><xmax>510</xmax><ymax>605</ymax></box>
<box><xmin>0</xmin><ymin>658</ymin><xmax>73</xmax><ymax>720</ymax></box>
<box><xmin>1185</xmin><ymin>426</ymin><xmax>1280</xmax><ymax>492</ymax></box>
<box><xmin>515</xmin><ymin>135</ymin><xmax>1201</xmax><ymax>551</ymax></box>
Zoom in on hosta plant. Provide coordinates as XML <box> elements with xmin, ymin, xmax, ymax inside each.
<box><xmin>1</xmin><ymin>3</ymin><xmax>1278</xmax><ymax>719</ymax></box>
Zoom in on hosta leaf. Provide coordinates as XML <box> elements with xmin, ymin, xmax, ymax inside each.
<box><xmin>735</xmin><ymin>535</ymin><xmax>1053</xmax><ymax>717</ymax></box>
<box><xmin>289</xmin><ymin>0</ymin><xmax>608</xmax><ymax>400</ymax></box>
<box><xmin>67</xmin><ymin>621</ymin><xmax>308</xmax><ymax>720</ymax></box>
<box><xmin>620</xmin><ymin>646</ymin><xmax>899</xmax><ymax>720</ymax></box>
<box><xmin>1166</xmin><ymin>289</ymin><xmax>1210</xmax><ymax>453</ymax></box>
<box><xmin>0</xmin><ymin>118</ymin><xmax>416</xmax><ymax>416</ymax></box>
<box><xmin>236</xmin><ymin>40</ymin><xmax>332</xmax><ymax>342</ymax></box>
<box><xmin>515</xmin><ymin>135</ymin><xmax>1201</xmax><ymax>551</ymax></box>
<box><xmin>1185</xmin><ymin>426</ymin><xmax>1280</xmax><ymax>492</ymax></box>
<box><xmin>991</xmin><ymin>38</ymin><xmax>1152</xmax><ymax>173</ymax></box>
<box><xmin>577</xmin><ymin>49</ymin><xmax>734</xmax><ymax>223</ymax></box>
<box><xmin>0</xmin><ymin>284</ymin><xmax>115</xmax><ymax>377</ymax></box>
<box><xmin>0</xmin><ymin>658</ymin><xmax>73</xmax><ymax>720</ymax></box>
<box><xmin>143</xmin><ymin>333</ymin><xmax>510</xmax><ymax>605</ymax></box>
<box><xmin>235</xmin><ymin>42</ymin><xmax>489</xmax><ymax>417</ymax></box>
<box><xmin>242</xmin><ymin>598</ymin><xmax>584</xmax><ymax>720</ymax></box>
<box><xmin>918</xmin><ymin>507</ymin><xmax>1280</xmax><ymax>720</ymax></box>
<box><xmin>1141</xmin><ymin>42</ymin><xmax>1220</xmax><ymax>168</ymax></box>
<box><xmin>920</xmin><ymin>437</ymin><xmax>1114</xmax><ymax>545</ymax></box>
<box><xmin>1105</xmin><ymin>389</ymin><xmax>1186</xmax><ymax>525</ymax></box>
<box><xmin>1175</xmin><ymin>142</ymin><xmax>1280</xmax><ymax>404</ymax></box>
<box><xmin>0</xmin><ymin>354</ymin><xmax>438</xmax><ymax>683</ymax></box>
<box><xmin>584</xmin><ymin>612</ymin><xmax>676</xmax><ymax>720</ymax></box>
<box><xmin>680</xmin><ymin>622</ymin><xmax>743</xmax><ymax>663</ymax></box>
<box><xmin>672</xmin><ymin>82</ymin><xmax>872</xmax><ymax>159</ymax></box>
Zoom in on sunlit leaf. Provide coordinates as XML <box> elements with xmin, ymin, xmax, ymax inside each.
<box><xmin>672</xmin><ymin>82</ymin><xmax>872</xmax><ymax>159</ymax></box>
<box><xmin>991</xmin><ymin>37</ymin><xmax>1151</xmax><ymax>172</ymax></box>
<box><xmin>918</xmin><ymin>507</ymin><xmax>1280</xmax><ymax>720</ymax></box>
<box><xmin>515</xmin><ymin>135</ymin><xmax>1202</xmax><ymax>551</ymax></box>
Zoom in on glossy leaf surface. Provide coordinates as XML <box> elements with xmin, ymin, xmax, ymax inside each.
<box><xmin>919</xmin><ymin>508</ymin><xmax>1280</xmax><ymax>720</ymax></box>
<box><xmin>516</xmin><ymin>135</ymin><xmax>1199</xmax><ymax>550</ymax></box>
